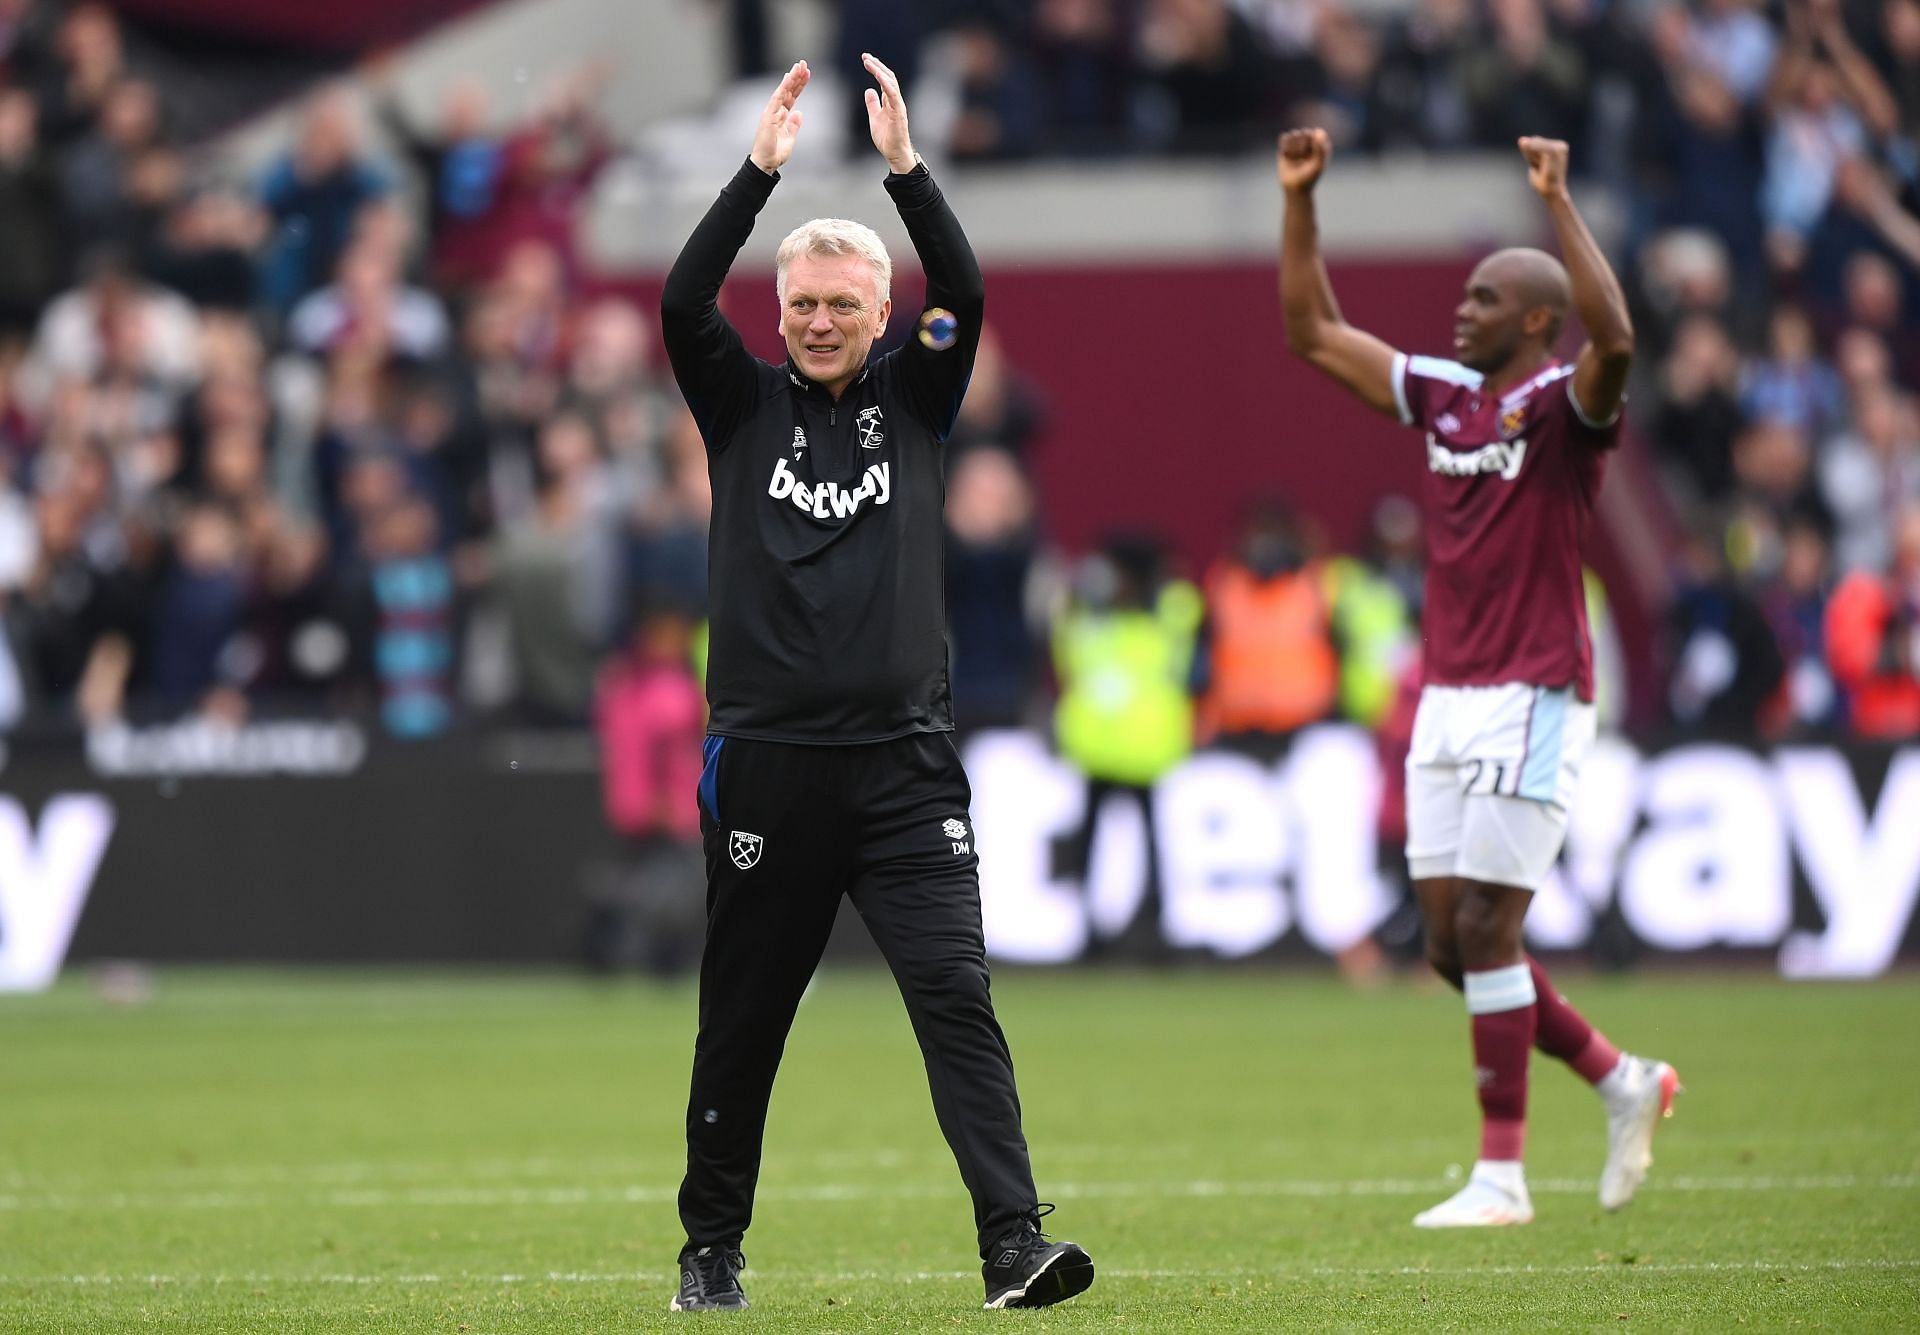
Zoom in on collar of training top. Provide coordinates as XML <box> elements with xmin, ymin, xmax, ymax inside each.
<box><xmin>784</xmin><ymin>359</ymin><xmax>873</xmax><ymax>397</ymax></box>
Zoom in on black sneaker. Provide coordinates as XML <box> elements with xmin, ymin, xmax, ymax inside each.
<box><xmin>669</xmin><ymin>1244</ymin><xmax>748</xmax><ymax>1312</ymax></box>
<box><xmin>982</xmin><ymin>1210</ymin><xmax>1094</xmax><ymax>1309</ymax></box>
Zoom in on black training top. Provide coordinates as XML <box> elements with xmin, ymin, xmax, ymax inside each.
<box><xmin>661</xmin><ymin>157</ymin><xmax>984</xmax><ymax>744</ymax></box>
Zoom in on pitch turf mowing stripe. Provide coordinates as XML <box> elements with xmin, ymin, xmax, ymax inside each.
<box><xmin>1</xmin><ymin>1173</ymin><xmax>1913</xmax><ymax>1212</ymax></box>
<box><xmin>2</xmin><ymin>1127</ymin><xmax>1907</xmax><ymax>1192</ymax></box>
<box><xmin>8</xmin><ymin>1259</ymin><xmax>1920</xmax><ymax>1286</ymax></box>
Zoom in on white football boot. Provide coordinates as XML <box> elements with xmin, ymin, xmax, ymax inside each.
<box><xmin>1598</xmin><ymin>1055</ymin><xmax>1681</xmax><ymax>1210</ymax></box>
<box><xmin>1413</xmin><ymin>1160</ymin><xmax>1534</xmax><ymax>1228</ymax></box>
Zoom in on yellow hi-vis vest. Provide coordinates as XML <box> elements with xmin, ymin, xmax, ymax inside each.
<box><xmin>1051</xmin><ymin>582</ymin><xmax>1202</xmax><ymax>786</ymax></box>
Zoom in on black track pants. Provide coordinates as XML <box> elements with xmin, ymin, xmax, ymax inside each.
<box><xmin>677</xmin><ymin>731</ymin><xmax>1039</xmax><ymax>1258</ymax></box>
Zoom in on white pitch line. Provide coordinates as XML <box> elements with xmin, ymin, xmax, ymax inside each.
<box><xmin>6</xmin><ymin>1259</ymin><xmax>1919</xmax><ymax>1288</ymax></box>
<box><xmin>0</xmin><ymin>1174</ymin><xmax>1914</xmax><ymax>1214</ymax></box>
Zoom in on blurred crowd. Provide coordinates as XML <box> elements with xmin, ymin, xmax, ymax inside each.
<box><xmin>0</xmin><ymin>1</ymin><xmax>708</xmax><ymax>742</ymax></box>
<box><xmin>756</xmin><ymin>0</ymin><xmax>1920</xmax><ymax>748</ymax></box>
<box><xmin>0</xmin><ymin>0</ymin><xmax>1913</xmax><ymax>764</ymax></box>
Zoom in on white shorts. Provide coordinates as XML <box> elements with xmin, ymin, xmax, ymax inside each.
<box><xmin>1404</xmin><ymin>682</ymin><xmax>1596</xmax><ymax>892</ymax></box>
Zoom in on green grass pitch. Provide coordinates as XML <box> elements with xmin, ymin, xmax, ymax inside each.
<box><xmin>2</xmin><ymin>967</ymin><xmax>1916</xmax><ymax>1331</ymax></box>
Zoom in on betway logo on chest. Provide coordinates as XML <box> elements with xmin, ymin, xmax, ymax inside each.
<box><xmin>768</xmin><ymin>457</ymin><xmax>891</xmax><ymax>518</ymax></box>
<box><xmin>1428</xmin><ymin>434</ymin><xmax>1527</xmax><ymax>481</ymax></box>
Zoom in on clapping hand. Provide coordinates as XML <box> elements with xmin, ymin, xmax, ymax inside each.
<box><xmin>750</xmin><ymin>61</ymin><xmax>808</xmax><ymax>174</ymax></box>
<box><xmin>863</xmin><ymin>52</ymin><xmax>918</xmax><ymax>175</ymax></box>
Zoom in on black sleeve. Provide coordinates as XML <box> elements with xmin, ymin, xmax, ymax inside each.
<box><xmin>376</xmin><ymin>93</ymin><xmax>416</xmax><ymax>151</ymax></box>
<box><xmin>885</xmin><ymin>163</ymin><xmax>985</xmax><ymax>441</ymax></box>
<box><xmin>660</xmin><ymin>158</ymin><xmax>777</xmax><ymax>453</ymax></box>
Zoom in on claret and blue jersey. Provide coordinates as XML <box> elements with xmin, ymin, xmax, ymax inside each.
<box><xmin>1393</xmin><ymin>352</ymin><xmax>1623</xmax><ymax>703</ymax></box>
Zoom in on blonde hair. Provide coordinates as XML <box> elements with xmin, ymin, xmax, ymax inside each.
<box><xmin>775</xmin><ymin>218</ymin><xmax>892</xmax><ymax>308</ymax></box>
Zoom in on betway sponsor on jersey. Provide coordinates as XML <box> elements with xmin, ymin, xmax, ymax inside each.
<box><xmin>1428</xmin><ymin>434</ymin><xmax>1527</xmax><ymax>481</ymax></box>
<box><xmin>767</xmin><ymin>456</ymin><xmax>891</xmax><ymax>518</ymax></box>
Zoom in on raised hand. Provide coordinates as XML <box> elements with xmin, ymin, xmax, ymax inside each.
<box><xmin>750</xmin><ymin>61</ymin><xmax>809</xmax><ymax>174</ymax></box>
<box><xmin>862</xmin><ymin>52</ymin><xmax>917</xmax><ymax>174</ymax></box>
<box><xmin>1518</xmin><ymin>136</ymin><xmax>1570</xmax><ymax>201</ymax></box>
<box><xmin>1276</xmin><ymin>128</ymin><xmax>1330</xmax><ymax>194</ymax></box>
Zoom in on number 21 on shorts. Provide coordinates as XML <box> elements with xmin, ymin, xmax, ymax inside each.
<box><xmin>1461</xmin><ymin>758</ymin><xmax>1521</xmax><ymax>798</ymax></box>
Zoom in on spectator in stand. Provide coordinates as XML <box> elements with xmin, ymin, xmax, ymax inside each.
<box><xmin>945</xmin><ymin>446</ymin><xmax>1044</xmax><ymax>730</ymax></box>
<box><xmin>173</xmin><ymin>319</ymin><xmax>269</xmax><ymax>499</ymax></box>
<box><xmin>0</xmin><ymin>0</ymin><xmax>57</xmax><ymax>88</ymax></box>
<box><xmin>258</xmin><ymin>87</ymin><xmax>390</xmax><ymax>317</ymax></box>
<box><xmin>1820</xmin><ymin>380</ymin><xmax>1920</xmax><ymax>574</ymax></box>
<box><xmin>36</xmin><ymin>3</ymin><xmax>125</xmax><ymax>150</ymax></box>
<box><xmin>1812</xmin><ymin>246</ymin><xmax>1920</xmax><ymax>388</ymax></box>
<box><xmin>1830</xmin><ymin>153</ymin><xmax>1920</xmax><ymax>283</ymax></box>
<box><xmin>320</xmin><ymin>433</ymin><xmax>408</xmax><ymax>577</ymax></box>
<box><xmin>144</xmin><ymin>184</ymin><xmax>264</xmax><ymax>314</ymax></box>
<box><xmin>1731</xmin><ymin>415</ymin><xmax>1824</xmax><ymax>529</ymax></box>
<box><xmin>1305</xmin><ymin>6</ymin><xmax>1385</xmax><ymax>151</ymax></box>
<box><xmin>1052</xmin><ymin>533</ymin><xmax>1202</xmax><ymax>956</ymax></box>
<box><xmin>367</xmin><ymin>54</ymin><xmax>504</xmax><ymax>275</ymax></box>
<box><xmin>1460</xmin><ymin>0</ymin><xmax>1588</xmax><ymax>150</ymax></box>
<box><xmin>489</xmin><ymin>468</ymin><xmax>604</xmax><ymax>725</ymax></box>
<box><xmin>832</xmin><ymin>0</ymin><xmax>924</xmax><ymax>160</ymax></box>
<box><xmin>534</xmin><ymin>408</ymin><xmax>621</xmax><ymax>638</ymax></box>
<box><xmin>0</xmin><ymin>439</ymin><xmax>32</xmax><ymax>578</ymax></box>
<box><xmin>19</xmin><ymin>246</ymin><xmax>198</xmax><ymax>414</ymax></box>
<box><xmin>1635</xmin><ymin>226</ymin><xmax>1748</xmax><ymax>361</ymax></box>
<box><xmin>1757</xmin><ymin>511</ymin><xmax>1844</xmax><ymax>731</ymax></box>
<box><xmin>12</xmin><ymin>481</ymin><xmax>136</xmax><ymax>723</ymax></box>
<box><xmin>1137</xmin><ymin>0</ymin><xmax>1270</xmax><ymax>153</ymax></box>
<box><xmin>430</xmin><ymin>63</ymin><xmax>614</xmax><ymax>290</ymax></box>
<box><xmin>238</xmin><ymin>513</ymin><xmax>343</xmax><ymax>715</ymax></box>
<box><xmin>448</xmin><ymin>287</ymin><xmax>555</xmax><ymax>476</ymax></box>
<box><xmin>1873</xmin><ymin>0</ymin><xmax>1920</xmax><ymax>145</ymax></box>
<box><xmin>623</xmin><ymin>405</ymin><xmax>708</xmax><ymax>619</ymax></box>
<box><xmin>0</xmin><ymin>85</ymin><xmax>61</xmax><ymax>336</ymax></box>
<box><xmin>585</xmin><ymin>595</ymin><xmax>706</xmax><ymax>974</ymax></box>
<box><xmin>1651</xmin><ymin>312</ymin><xmax>1746</xmax><ymax>500</ymax></box>
<box><xmin>1833</xmin><ymin>325</ymin><xmax>1897</xmax><ymax>405</ymax></box>
<box><xmin>490</xmin><ymin>239</ymin><xmax>569</xmax><ymax>383</ymax></box>
<box><xmin>946</xmin><ymin>324</ymin><xmax>1044</xmax><ymax>462</ymax></box>
<box><xmin>1368</xmin><ymin>0</ymin><xmax>1476</xmax><ymax>152</ymax></box>
<box><xmin>0</xmin><ymin>459</ymin><xmax>30</xmax><ymax>727</ymax></box>
<box><xmin>198</xmin><ymin>414</ymin><xmax>272</xmax><ymax>517</ymax></box>
<box><xmin>1645</xmin><ymin>0</ymin><xmax>1771</xmax><ymax>278</ymax></box>
<box><xmin>1825</xmin><ymin>500</ymin><xmax>1920</xmax><ymax>736</ymax></box>
<box><xmin>1742</xmin><ymin>304</ymin><xmax>1846</xmax><ymax>437</ymax></box>
<box><xmin>708</xmin><ymin>0</ymin><xmax>770</xmax><ymax>81</ymax></box>
<box><xmin>1683</xmin><ymin>0</ymin><xmax>1778</xmax><ymax>107</ymax></box>
<box><xmin>346</xmin><ymin>493</ymin><xmax>456</xmax><ymax>738</ymax></box>
<box><xmin>58</xmin><ymin>75</ymin><xmax>163</xmax><ymax>256</ymax></box>
<box><xmin>1665</xmin><ymin>509</ymin><xmax>1786</xmax><ymax>735</ymax></box>
<box><xmin>388</xmin><ymin>367</ymin><xmax>482</xmax><ymax>555</ymax></box>
<box><xmin>1033</xmin><ymin>0</ymin><xmax>1136</xmax><ymax>155</ymax></box>
<box><xmin>144</xmin><ymin>500</ymin><xmax>249</xmax><ymax>718</ymax></box>
<box><xmin>1760</xmin><ymin>4</ymin><xmax>1892</xmax><ymax>277</ymax></box>
<box><xmin>287</xmin><ymin>236</ymin><xmax>450</xmax><ymax>363</ymax></box>
<box><xmin>562</xmin><ymin>296</ymin><xmax>676</xmax><ymax>524</ymax></box>
<box><xmin>949</xmin><ymin>18</ymin><xmax>1041</xmax><ymax>162</ymax></box>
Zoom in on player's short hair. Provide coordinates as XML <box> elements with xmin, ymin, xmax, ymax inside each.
<box><xmin>775</xmin><ymin>218</ymin><xmax>892</xmax><ymax>309</ymax></box>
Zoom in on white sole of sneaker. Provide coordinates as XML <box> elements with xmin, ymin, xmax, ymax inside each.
<box><xmin>984</xmin><ymin>1246</ymin><xmax>1095</xmax><ymax>1310</ymax></box>
<box><xmin>1412</xmin><ymin>1206</ymin><xmax>1534</xmax><ymax>1228</ymax></box>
